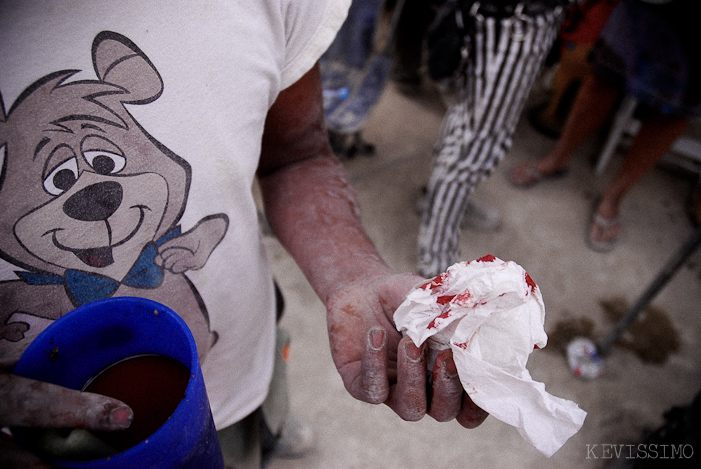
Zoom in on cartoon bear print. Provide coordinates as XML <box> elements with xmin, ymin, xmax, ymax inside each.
<box><xmin>0</xmin><ymin>31</ymin><xmax>228</xmax><ymax>367</ymax></box>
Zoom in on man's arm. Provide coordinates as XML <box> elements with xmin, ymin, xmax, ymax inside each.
<box><xmin>0</xmin><ymin>374</ymin><xmax>133</xmax><ymax>468</ymax></box>
<box><xmin>257</xmin><ymin>64</ymin><xmax>391</xmax><ymax>302</ymax></box>
<box><xmin>257</xmin><ymin>63</ymin><xmax>487</xmax><ymax>427</ymax></box>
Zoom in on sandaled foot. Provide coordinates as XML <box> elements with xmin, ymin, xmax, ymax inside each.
<box><xmin>587</xmin><ymin>212</ymin><xmax>621</xmax><ymax>252</ymax></box>
<box><xmin>508</xmin><ymin>162</ymin><xmax>569</xmax><ymax>188</ymax></box>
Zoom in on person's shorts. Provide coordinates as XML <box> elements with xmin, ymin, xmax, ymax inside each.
<box><xmin>591</xmin><ymin>0</ymin><xmax>701</xmax><ymax>118</ymax></box>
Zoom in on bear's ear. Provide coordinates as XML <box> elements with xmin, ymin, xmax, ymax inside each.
<box><xmin>1</xmin><ymin>90</ymin><xmax>6</xmax><ymax>123</ymax></box>
<box><xmin>0</xmin><ymin>144</ymin><xmax>6</xmax><ymax>193</ymax></box>
<box><xmin>1</xmin><ymin>93</ymin><xmax>6</xmax><ymax>185</ymax></box>
<box><xmin>92</xmin><ymin>31</ymin><xmax>163</xmax><ymax>105</ymax></box>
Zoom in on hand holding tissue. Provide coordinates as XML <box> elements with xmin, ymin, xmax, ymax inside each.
<box><xmin>394</xmin><ymin>255</ymin><xmax>586</xmax><ymax>457</ymax></box>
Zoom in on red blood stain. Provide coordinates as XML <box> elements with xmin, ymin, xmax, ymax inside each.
<box><xmin>454</xmin><ymin>341</ymin><xmax>469</xmax><ymax>350</ymax></box>
<box><xmin>453</xmin><ymin>291</ymin><xmax>473</xmax><ymax>306</ymax></box>
<box><xmin>437</xmin><ymin>295</ymin><xmax>455</xmax><ymax>305</ymax></box>
<box><xmin>422</xmin><ymin>271</ymin><xmax>449</xmax><ymax>291</ymax></box>
<box><xmin>428</xmin><ymin>309</ymin><xmax>452</xmax><ymax>329</ymax></box>
<box><xmin>525</xmin><ymin>272</ymin><xmax>537</xmax><ymax>293</ymax></box>
<box><xmin>477</xmin><ymin>254</ymin><xmax>496</xmax><ymax>263</ymax></box>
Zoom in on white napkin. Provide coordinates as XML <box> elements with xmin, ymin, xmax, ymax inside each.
<box><xmin>394</xmin><ymin>255</ymin><xmax>586</xmax><ymax>457</ymax></box>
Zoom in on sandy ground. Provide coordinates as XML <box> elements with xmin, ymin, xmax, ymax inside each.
<box><xmin>264</xmin><ymin>79</ymin><xmax>701</xmax><ymax>469</ymax></box>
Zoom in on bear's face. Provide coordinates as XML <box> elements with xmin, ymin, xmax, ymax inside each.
<box><xmin>0</xmin><ymin>32</ymin><xmax>190</xmax><ymax>279</ymax></box>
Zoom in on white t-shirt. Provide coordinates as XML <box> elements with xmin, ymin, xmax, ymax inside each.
<box><xmin>0</xmin><ymin>0</ymin><xmax>349</xmax><ymax>429</ymax></box>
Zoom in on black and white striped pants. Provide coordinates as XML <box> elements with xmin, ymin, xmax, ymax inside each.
<box><xmin>417</xmin><ymin>4</ymin><xmax>564</xmax><ymax>278</ymax></box>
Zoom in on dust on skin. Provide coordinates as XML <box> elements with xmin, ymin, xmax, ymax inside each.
<box><xmin>328</xmin><ymin>286</ymin><xmax>398</xmax><ymax>400</ymax></box>
<box><xmin>262</xmin><ymin>156</ymin><xmax>392</xmax><ymax>303</ymax></box>
<box><xmin>328</xmin><ymin>305</ymin><xmax>383</xmax><ymax>401</ymax></box>
<box><xmin>300</xmin><ymin>166</ymin><xmax>360</xmax><ymax>231</ymax></box>
<box><xmin>258</xmin><ymin>71</ymin><xmax>436</xmax><ymax>416</ymax></box>
<box><xmin>328</xmin><ymin>271</ymin><xmax>434</xmax><ymax>417</ymax></box>
<box><xmin>0</xmin><ymin>375</ymin><xmax>130</xmax><ymax>430</ymax></box>
<box><xmin>390</xmin><ymin>340</ymin><xmax>428</xmax><ymax>421</ymax></box>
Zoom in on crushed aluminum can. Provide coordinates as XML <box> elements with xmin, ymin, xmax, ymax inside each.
<box><xmin>566</xmin><ymin>337</ymin><xmax>603</xmax><ymax>379</ymax></box>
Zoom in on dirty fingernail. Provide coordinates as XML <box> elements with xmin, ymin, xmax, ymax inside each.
<box><xmin>109</xmin><ymin>405</ymin><xmax>133</xmax><ymax>428</ymax></box>
<box><xmin>444</xmin><ymin>356</ymin><xmax>458</xmax><ymax>377</ymax></box>
<box><xmin>369</xmin><ymin>328</ymin><xmax>385</xmax><ymax>350</ymax></box>
<box><xmin>405</xmin><ymin>341</ymin><xmax>422</xmax><ymax>361</ymax></box>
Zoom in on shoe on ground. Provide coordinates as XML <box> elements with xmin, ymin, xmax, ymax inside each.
<box><xmin>414</xmin><ymin>193</ymin><xmax>502</xmax><ymax>232</ymax></box>
<box><xmin>462</xmin><ymin>200</ymin><xmax>502</xmax><ymax>232</ymax></box>
<box><xmin>587</xmin><ymin>212</ymin><xmax>621</xmax><ymax>253</ymax></box>
<box><xmin>274</xmin><ymin>416</ymin><xmax>315</xmax><ymax>459</ymax></box>
<box><xmin>508</xmin><ymin>161</ymin><xmax>569</xmax><ymax>188</ymax></box>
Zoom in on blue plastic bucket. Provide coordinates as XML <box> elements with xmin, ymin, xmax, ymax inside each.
<box><xmin>12</xmin><ymin>296</ymin><xmax>224</xmax><ymax>469</ymax></box>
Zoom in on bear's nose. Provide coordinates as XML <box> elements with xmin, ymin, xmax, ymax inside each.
<box><xmin>63</xmin><ymin>181</ymin><xmax>123</xmax><ymax>222</ymax></box>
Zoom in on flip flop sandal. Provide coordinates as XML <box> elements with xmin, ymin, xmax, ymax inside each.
<box><xmin>508</xmin><ymin>162</ymin><xmax>569</xmax><ymax>188</ymax></box>
<box><xmin>587</xmin><ymin>213</ymin><xmax>621</xmax><ymax>252</ymax></box>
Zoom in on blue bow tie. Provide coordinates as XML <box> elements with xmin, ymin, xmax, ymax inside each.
<box><xmin>17</xmin><ymin>229</ymin><xmax>179</xmax><ymax>306</ymax></box>
<box><xmin>64</xmin><ymin>242</ymin><xmax>164</xmax><ymax>306</ymax></box>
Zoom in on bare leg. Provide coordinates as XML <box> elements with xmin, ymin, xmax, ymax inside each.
<box><xmin>588</xmin><ymin>111</ymin><xmax>689</xmax><ymax>251</ymax></box>
<box><xmin>539</xmin><ymin>43</ymin><xmax>594</xmax><ymax>126</ymax></box>
<box><xmin>593</xmin><ymin>111</ymin><xmax>689</xmax><ymax>227</ymax></box>
<box><xmin>544</xmin><ymin>74</ymin><xmax>621</xmax><ymax>168</ymax></box>
<box><xmin>511</xmin><ymin>73</ymin><xmax>621</xmax><ymax>185</ymax></box>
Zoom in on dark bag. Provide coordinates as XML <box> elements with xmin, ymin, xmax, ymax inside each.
<box><xmin>427</xmin><ymin>0</ymin><xmax>570</xmax><ymax>81</ymax></box>
<box><xmin>426</xmin><ymin>0</ymin><xmax>474</xmax><ymax>81</ymax></box>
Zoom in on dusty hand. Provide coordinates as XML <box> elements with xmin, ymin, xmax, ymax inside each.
<box><xmin>326</xmin><ymin>273</ymin><xmax>488</xmax><ymax>428</ymax></box>
<box><xmin>0</xmin><ymin>374</ymin><xmax>132</xmax><ymax>468</ymax></box>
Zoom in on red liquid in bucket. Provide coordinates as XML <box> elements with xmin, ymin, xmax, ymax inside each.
<box><xmin>12</xmin><ymin>297</ymin><xmax>224</xmax><ymax>468</ymax></box>
<box><xmin>83</xmin><ymin>354</ymin><xmax>190</xmax><ymax>452</ymax></box>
